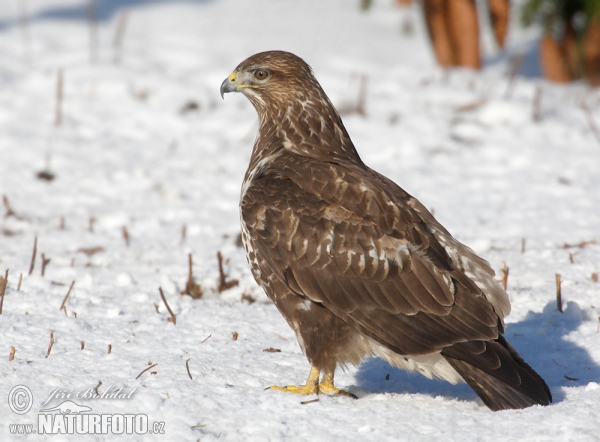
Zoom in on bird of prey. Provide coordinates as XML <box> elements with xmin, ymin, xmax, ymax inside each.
<box><xmin>220</xmin><ymin>50</ymin><xmax>551</xmax><ymax>411</ymax></box>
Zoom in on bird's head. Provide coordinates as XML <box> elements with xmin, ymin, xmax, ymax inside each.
<box><xmin>220</xmin><ymin>51</ymin><xmax>326</xmax><ymax>111</ymax></box>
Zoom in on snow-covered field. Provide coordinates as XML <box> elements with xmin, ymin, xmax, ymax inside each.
<box><xmin>1</xmin><ymin>0</ymin><xmax>599</xmax><ymax>440</ymax></box>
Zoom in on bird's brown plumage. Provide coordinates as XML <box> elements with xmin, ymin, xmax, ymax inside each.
<box><xmin>221</xmin><ymin>50</ymin><xmax>551</xmax><ymax>410</ymax></box>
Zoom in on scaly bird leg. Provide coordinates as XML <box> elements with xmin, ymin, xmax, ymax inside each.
<box><xmin>319</xmin><ymin>367</ymin><xmax>357</xmax><ymax>399</ymax></box>
<box><xmin>269</xmin><ymin>365</ymin><xmax>320</xmax><ymax>395</ymax></box>
<box><xmin>269</xmin><ymin>365</ymin><xmax>357</xmax><ymax>398</ymax></box>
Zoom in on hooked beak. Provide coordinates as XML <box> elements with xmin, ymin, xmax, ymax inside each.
<box><xmin>220</xmin><ymin>72</ymin><xmax>238</xmax><ymax>99</ymax></box>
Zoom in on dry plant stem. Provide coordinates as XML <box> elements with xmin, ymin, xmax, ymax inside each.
<box><xmin>113</xmin><ymin>10</ymin><xmax>128</xmax><ymax>64</ymax></box>
<box><xmin>122</xmin><ymin>226</ymin><xmax>130</xmax><ymax>247</ymax></box>
<box><xmin>108</xmin><ymin>344</ymin><xmax>112</xmax><ymax>354</ymax></box>
<box><xmin>521</xmin><ymin>238</ymin><xmax>526</xmax><ymax>254</ymax></box>
<box><xmin>500</xmin><ymin>262</ymin><xmax>509</xmax><ymax>291</ymax></box>
<box><xmin>55</xmin><ymin>69</ymin><xmax>63</xmax><ymax>126</ymax></box>
<box><xmin>41</xmin><ymin>253</ymin><xmax>51</xmax><ymax>277</ymax></box>
<box><xmin>158</xmin><ymin>287</ymin><xmax>176</xmax><ymax>325</ymax></box>
<box><xmin>217</xmin><ymin>251</ymin><xmax>239</xmax><ymax>292</ymax></box>
<box><xmin>17</xmin><ymin>273</ymin><xmax>23</xmax><ymax>291</ymax></box>
<box><xmin>28</xmin><ymin>236</ymin><xmax>37</xmax><ymax>275</ymax></box>
<box><xmin>3</xmin><ymin>195</ymin><xmax>18</xmax><ymax>218</ymax></box>
<box><xmin>556</xmin><ymin>273</ymin><xmax>563</xmax><ymax>313</ymax></box>
<box><xmin>200</xmin><ymin>334</ymin><xmax>212</xmax><ymax>344</ymax></box>
<box><xmin>9</xmin><ymin>346</ymin><xmax>15</xmax><ymax>361</ymax></box>
<box><xmin>136</xmin><ymin>363</ymin><xmax>158</xmax><ymax>380</ymax></box>
<box><xmin>0</xmin><ymin>269</ymin><xmax>7</xmax><ymax>314</ymax></box>
<box><xmin>81</xmin><ymin>341</ymin><xmax>85</xmax><ymax>350</ymax></box>
<box><xmin>46</xmin><ymin>330</ymin><xmax>55</xmax><ymax>358</ymax></box>
<box><xmin>300</xmin><ymin>398</ymin><xmax>320</xmax><ymax>405</ymax></box>
<box><xmin>94</xmin><ymin>380</ymin><xmax>102</xmax><ymax>395</ymax></box>
<box><xmin>59</xmin><ymin>281</ymin><xmax>76</xmax><ymax>311</ymax></box>
<box><xmin>181</xmin><ymin>224</ymin><xmax>187</xmax><ymax>243</ymax></box>
<box><xmin>185</xmin><ymin>359</ymin><xmax>193</xmax><ymax>380</ymax></box>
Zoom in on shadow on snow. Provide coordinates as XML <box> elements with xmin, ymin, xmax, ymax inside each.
<box><xmin>353</xmin><ymin>300</ymin><xmax>598</xmax><ymax>406</ymax></box>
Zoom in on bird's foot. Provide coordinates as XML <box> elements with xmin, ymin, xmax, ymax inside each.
<box><xmin>268</xmin><ymin>384</ymin><xmax>318</xmax><ymax>395</ymax></box>
<box><xmin>267</xmin><ymin>383</ymin><xmax>356</xmax><ymax>398</ymax></box>
<box><xmin>318</xmin><ymin>381</ymin><xmax>357</xmax><ymax>399</ymax></box>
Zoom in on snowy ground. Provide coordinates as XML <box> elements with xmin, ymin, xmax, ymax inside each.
<box><xmin>1</xmin><ymin>0</ymin><xmax>599</xmax><ymax>440</ymax></box>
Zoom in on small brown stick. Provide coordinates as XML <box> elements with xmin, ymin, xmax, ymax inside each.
<box><xmin>17</xmin><ymin>273</ymin><xmax>23</xmax><ymax>291</ymax></box>
<box><xmin>122</xmin><ymin>226</ymin><xmax>130</xmax><ymax>247</ymax></box>
<box><xmin>158</xmin><ymin>287</ymin><xmax>176</xmax><ymax>325</ymax></box>
<box><xmin>556</xmin><ymin>273</ymin><xmax>563</xmax><ymax>313</ymax></box>
<box><xmin>136</xmin><ymin>362</ymin><xmax>158</xmax><ymax>380</ymax></box>
<box><xmin>217</xmin><ymin>251</ymin><xmax>239</xmax><ymax>292</ymax></box>
<box><xmin>81</xmin><ymin>341</ymin><xmax>85</xmax><ymax>350</ymax></box>
<box><xmin>59</xmin><ymin>281</ymin><xmax>75</xmax><ymax>311</ymax></box>
<box><xmin>28</xmin><ymin>236</ymin><xmax>37</xmax><ymax>275</ymax></box>
<box><xmin>569</xmin><ymin>252</ymin><xmax>574</xmax><ymax>264</ymax></box>
<box><xmin>41</xmin><ymin>253</ymin><xmax>51</xmax><ymax>277</ymax></box>
<box><xmin>185</xmin><ymin>359</ymin><xmax>193</xmax><ymax>380</ymax></box>
<box><xmin>200</xmin><ymin>334</ymin><xmax>212</xmax><ymax>344</ymax></box>
<box><xmin>108</xmin><ymin>344</ymin><xmax>112</xmax><ymax>354</ymax></box>
<box><xmin>521</xmin><ymin>238</ymin><xmax>526</xmax><ymax>254</ymax></box>
<box><xmin>581</xmin><ymin>100</ymin><xmax>600</xmax><ymax>146</ymax></box>
<box><xmin>94</xmin><ymin>380</ymin><xmax>102</xmax><ymax>395</ymax></box>
<box><xmin>232</xmin><ymin>331</ymin><xmax>238</xmax><ymax>341</ymax></box>
<box><xmin>112</xmin><ymin>9</ymin><xmax>129</xmax><ymax>64</ymax></box>
<box><xmin>0</xmin><ymin>269</ymin><xmax>8</xmax><ymax>314</ymax></box>
<box><xmin>532</xmin><ymin>86</ymin><xmax>542</xmax><ymax>122</ymax></box>
<box><xmin>500</xmin><ymin>262</ymin><xmax>509</xmax><ymax>291</ymax></box>
<box><xmin>55</xmin><ymin>68</ymin><xmax>63</xmax><ymax>126</ymax></box>
<box><xmin>591</xmin><ymin>272</ymin><xmax>599</xmax><ymax>283</ymax></box>
<box><xmin>2</xmin><ymin>195</ymin><xmax>21</xmax><ymax>219</ymax></box>
<box><xmin>9</xmin><ymin>346</ymin><xmax>15</xmax><ymax>361</ymax></box>
<box><xmin>182</xmin><ymin>254</ymin><xmax>203</xmax><ymax>299</ymax></box>
<box><xmin>562</xmin><ymin>240</ymin><xmax>596</xmax><ymax>249</ymax></box>
<box><xmin>45</xmin><ymin>330</ymin><xmax>55</xmax><ymax>358</ymax></box>
<box><xmin>300</xmin><ymin>398</ymin><xmax>320</xmax><ymax>405</ymax></box>
<box><xmin>263</xmin><ymin>348</ymin><xmax>281</xmax><ymax>353</ymax></box>
<box><xmin>180</xmin><ymin>224</ymin><xmax>187</xmax><ymax>244</ymax></box>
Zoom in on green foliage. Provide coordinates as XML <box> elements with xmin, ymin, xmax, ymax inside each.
<box><xmin>520</xmin><ymin>0</ymin><xmax>600</xmax><ymax>36</ymax></box>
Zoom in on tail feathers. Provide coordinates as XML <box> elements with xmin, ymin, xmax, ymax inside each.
<box><xmin>441</xmin><ymin>335</ymin><xmax>552</xmax><ymax>411</ymax></box>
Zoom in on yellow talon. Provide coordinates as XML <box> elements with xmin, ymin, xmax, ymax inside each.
<box><xmin>318</xmin><ymin>381</ymin><xmax>357</xmax><ymax>399</ymax></box>
<box><xmin>268</xmin><ymin>365</ymin><xmax>357</xmax><ymax>398</ymax></box>
<box><xmin>269</xmin><ymin>384</ymin><xmax>318</xmax><ymax>395</ymax></box>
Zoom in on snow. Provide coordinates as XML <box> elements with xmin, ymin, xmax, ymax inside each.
<box><xmin>1</xmin><ymin>0</ymin><xmax>599</xmax><ymax>440</ymax></box>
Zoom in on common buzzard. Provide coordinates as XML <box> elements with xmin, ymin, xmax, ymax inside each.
<box><xmin>220</xmin><ymin>51</ymin><xmax>551</xmax><ymax>411</ymax></box>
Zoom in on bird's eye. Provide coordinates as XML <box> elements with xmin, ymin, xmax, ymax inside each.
<box><xmin>254</xmin><ymin>70</ymin><xmax>269</xmax><ymax>80</ymax></box>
